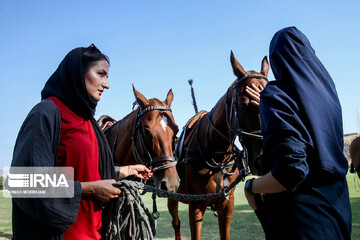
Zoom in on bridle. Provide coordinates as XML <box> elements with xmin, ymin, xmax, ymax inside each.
<box><xmin>225</xmin><ymin>74</ymin><xmax>268</xmax><ymax>139</ymax></box>
<box><xmin>182</xmin><ymin>74</ymin><xmax>268</xmax><ymax>178</ymax></box>
<box><xmin>132</xmin><ymin>106</ymin><xmax>179</xmax><ymax>172</ymax></box>
<box><xmin>224</xmin><ymin>74</ymin><xmax>268</xmax><ymax>176</ymax></box>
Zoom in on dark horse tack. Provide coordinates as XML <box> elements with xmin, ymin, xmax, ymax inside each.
<box><xmin>168</xmin><ymin>51</ymin><xmax>269</xmax><ymax>240</ymax></box>
<box><xmin>105</xmin><ymin>86</ymin><xmax>180</xmax><ymax>193</ymax></box>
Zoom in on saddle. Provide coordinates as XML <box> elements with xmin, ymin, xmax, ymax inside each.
<box><xmin>186</xmin><ymin>110</ymin><xmax>208</xmax><ymax>130</ymax></box>
<box><xmin>174</xmin><ymin>111</ymin><xmax>207</xmax><ymax>163</ymax></box>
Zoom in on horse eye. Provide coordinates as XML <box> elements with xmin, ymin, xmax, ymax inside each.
<box><xmin>173</xmin><ymin>136</ymin><xmax>178</xmax><ymax>148</ymax></box>
<box><xmin>143</xmin><ymin>128</ymin><xmax>152</xmax><ymax>138</ymax></box>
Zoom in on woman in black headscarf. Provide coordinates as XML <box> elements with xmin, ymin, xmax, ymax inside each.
<box><xmin>11</xmin><ymin>44</ymin><xmax>152</xmax><ymax>240</ymax></box>
<box><xmin>243</xmin><ymin>27</ymin><xmax>352</xmax><ymax>239</ymax></box>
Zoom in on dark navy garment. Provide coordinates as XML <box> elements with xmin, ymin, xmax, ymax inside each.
<box><xmin>255</xmin><ymin>177</ymin><xmax>351</xmax><ymax>240</ymax></box>
<box><xmin>262</xmin><ymin>26</ymin><xmax>348</xmax><ymax>181</ymax></box>
<box><xmin>257</xmin><ymin>27</ymin><xmax>351</xmax><ymax>239</ymax></box>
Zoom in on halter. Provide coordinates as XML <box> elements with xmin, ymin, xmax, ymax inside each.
<box><xmin>181</xmin><ymin>74</ymin><xmax>268</xmax><ymax>178</ymax></box>
<box><xmin>226</xmin><ymin>74</ymin><xmax>268</xmax><ymax>139</ymax></box>
<box><xmin>225</xmin><ymin>74</ymin><xmax>268</xmax><ymax>175</ymax></box>
<box><xmin>132</xmin><ymin>106</ymin><xmax>178</xmax><ymax>172</ymax></box>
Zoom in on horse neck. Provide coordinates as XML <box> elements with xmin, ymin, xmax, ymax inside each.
<box><xmin>114</xmin><ymin>110</ymin><xmax>137</xmax><ymax>165</ymax></box>
<box><xmin>203</xmin><ymin>92</ymin><xmax>236</xmax><ymax>155</ymax></box>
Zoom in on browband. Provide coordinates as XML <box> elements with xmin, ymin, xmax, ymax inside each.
<box><xmin>137</xmin><ymin>106</ymin><xmax>172</xmax><ymax>118</ymax></box>
<box><xmin>233</xmin><ymin>74</ymin><xmax>268</xmax><ymax>89</ymax></box>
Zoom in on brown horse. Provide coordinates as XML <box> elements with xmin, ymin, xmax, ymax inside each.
<box><xmin>105</xmin><ymin>85</ymin><xmax>180</xmax><ymax>192</ymax></box>
<box><xmin>169</xmin><ymin>51</ymin><xmax>269</xmax><ymax>240</ymax></box>
<box><xmin>350</xmin><ymin>136</ymin><xmax>360</xmax><ymax>178</ymax></box>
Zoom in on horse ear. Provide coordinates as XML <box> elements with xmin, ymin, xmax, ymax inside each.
<box><xmin>261</xmin><ymin>56</ymin><xmax>269</xmax><ymax>77</ymax></box>
<box><xmin>230</xmin><ymin>50</ymin><xmax>246</xmax><ymax>78</ymax></box>
<box><xmin>133</xmin><ymin>84</ymin><xmax>149</xmax><ymax>109</ymax></box>
<box><xmin>164</xmin><ymin>89</ymin><xmax>174</xmax><ymax>107</ymax></box>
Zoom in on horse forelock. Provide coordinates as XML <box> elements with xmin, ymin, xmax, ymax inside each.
<box><xmin>140</xmin><ymin>98</ymin><xmax>177</xmax><ymax>131</ymax></box>
<box><xmin>148</xmin><ymin>98</ymin><xmax>165</xmax><ymax>106</ymax></box>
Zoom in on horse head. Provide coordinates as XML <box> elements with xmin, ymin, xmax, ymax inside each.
<box><xmin>350</xmin><ymin>136</ymin><xmax>360</xmax><ymax>178</ymax></box>
<box><xmin>228</xmin><ymin>51</ymin><xmax>269</xmax><ymax>176</ymax></box>
<box><xmin>132</xmin><ymin>86</ymin><xmax>180</xmax><ymax>192</ymax></box>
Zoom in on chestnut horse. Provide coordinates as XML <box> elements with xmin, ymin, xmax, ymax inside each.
<box><xmin>105</xmin><ymin>86</ymin><xmax>180</xmax><ymax>192</ymax></box>
<box><xmin>350</xmin><ymin>136</ymin><xmax>360</xmax><ymax>178</ymax></box>
<box><xmin>169</xmin><ymin>52</ymin><xmax>269</xmax><ymax>240</ymax></box>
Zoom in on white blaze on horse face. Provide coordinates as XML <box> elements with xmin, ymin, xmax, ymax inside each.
<box><xmin>160</xmin><ymin>115</ymin><xmax>168</xmax><ymax>132</ymax></box>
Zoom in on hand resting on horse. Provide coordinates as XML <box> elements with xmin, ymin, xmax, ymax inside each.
<box><xmin>246</xmin><ymin>83</ymin><xmax>264</xmax><ymax>107</ymax></box>
<box><xmin>101</xmin><ymin>121</ymin><xmax>114</xmax><ymax>131</ymax></box>
<box><xmin>118</xmin><ymin>164</ymin><xmax>153</xmax><ymax>180</ymax></box>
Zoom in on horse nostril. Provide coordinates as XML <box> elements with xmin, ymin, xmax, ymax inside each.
<box><xmin>160</xmin><ymin>181</ymin><xmax>167</xmax><ymax>190</ymax></box>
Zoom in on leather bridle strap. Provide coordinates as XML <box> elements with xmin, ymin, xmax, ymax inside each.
<box><xmin>233</xmin><ymin>74</ymin><xmax>268</xmax><ymax>89</ymax></box>
<box><xmin>226</xmin><ymin>74</ymin><xmax>269</xmax><ymax>140</ymax></box>
<box><xmin>137</xmin><ymin>106</ymin><xmax>172</xmax><ymax>118</ymax></box>
<box><xmin>151</xmin><ymin>156</ymin><xmax>176</xmax><ymax>164</ymax></box>
<box><xmin>132</xmin><ymin>106</ymin><xmax>177</xmax><ymax>172</ymax></box>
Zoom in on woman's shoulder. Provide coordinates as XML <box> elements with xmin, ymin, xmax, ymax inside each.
<box><xmin>31</xmin><ymin>99</ymin><xmax>59</xmax><ymax>114</ymax></box>
<box><xmin>26</xmin><ymin>99</ymin><xmax>61</xmax><ymax>122</ymax></box>
<box><xmin>261</xmin><ymin>84</ymin><xmax>299</xmax><ymax>110</ymax></box>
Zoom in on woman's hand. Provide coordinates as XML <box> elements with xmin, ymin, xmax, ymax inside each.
<box><xmin>119</xmin><ymin>164</ymin><xmax>153</xmax><ymax>180</ymax></box>
<box><xmin>128</xmin><ymin>164</ymin><xmax>153</xmax><ymax>180</ymax></box>
<box><xmin>244</xmin><ymin>172</ymin><xmax>287</xmax><ymax>210</ymax></box>
<box><xmin>246</xmin><ymin>83</ymin><xmax>264</xmax><ymax>107</ymax></box>
<box><xmin>81</xmin><ymin>179</ymin><xmax>121</xmax><ymax>202</ymax></box>
<box><xmin>101</xmin><ymin>121</ymin><xmax>114</xmax><ymax>131</ymax></box>
<box><xmin>244</xmin><ymin>189</ymin><xmax>258</xmax><ymax>210</ymax></box>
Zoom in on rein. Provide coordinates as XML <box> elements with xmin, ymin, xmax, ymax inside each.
<box><xmin>132</xmin><ymin>106</ymin><xmax>178</xmax><ymax>172</ymax></box>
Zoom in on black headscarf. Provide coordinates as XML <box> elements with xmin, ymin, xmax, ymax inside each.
<box><xmin>260</xmin><ymin>27</ymin><xmax>348</xmax><ymax>177</ymax></box>
<box><xmin>41</xmin><ymin>47</ymin><xmax>97</xmax><ymax>119</ymax></box>
<box><xmin>41</xmin><ymin>46</ymin><xmax>115</xmax><ymax>180</ymax></box>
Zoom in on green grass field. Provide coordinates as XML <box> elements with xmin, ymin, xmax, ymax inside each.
<box><xmin>1</xmin><ymin>174</ymin><xmax>359</xmax><ymax>240</ymax></box>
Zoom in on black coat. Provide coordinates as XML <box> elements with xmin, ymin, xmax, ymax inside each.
<box><xmin>11</xmin><ymin>100</ymin><xmax>81</xmax><ymax>240</ymax></box>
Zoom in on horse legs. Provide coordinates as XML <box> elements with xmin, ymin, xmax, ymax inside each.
<box><xmin>168</xmin><ymin>198</ymin><xmax>181</xmax><ymax>240</ymax></box>
<box><xmin>217</xmin><ymin>191</ymin><xmax>235</xmax><ymax>240</ymax></box>
<box><xmin>189</xmin><ymin>201</ymin><xmax>208</xmax><ymax>240</ymax></box>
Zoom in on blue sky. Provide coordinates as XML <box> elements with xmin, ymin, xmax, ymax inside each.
<box><xmin>1</xmin><ymin>0</ymin><xmax>359</xmax><ymax>169</ymax></box>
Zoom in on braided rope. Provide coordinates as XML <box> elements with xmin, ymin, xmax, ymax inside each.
<box><xmin>110</xmin><ymin>165</ymin><xmax>246</xmax><ymax>239</ymax></box>
<box><xmin>114</xmin><ymin>180</ymin><xmax>222</xmax><ymax>201</ymax></box>
<box><xmin>188</xmin><ymin>79</ymin><xmax>198</xmax><ymax>114</ymax></box>
<box><xmin>111</xmin><ymin>180</ymin><xmax>157</xmax><ymax>240</ymax></box>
